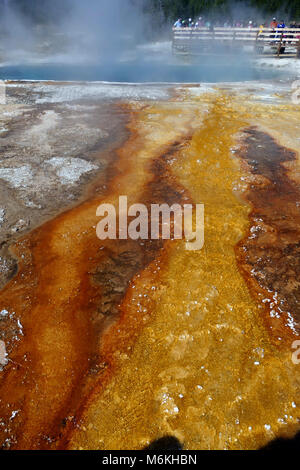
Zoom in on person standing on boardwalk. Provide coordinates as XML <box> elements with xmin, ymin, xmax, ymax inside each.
<box><xmin>174</xmin><ymin>19</ymin><xmax>182</xmax><ymax>28</ymax></box>
<box><xmin>270</xmin><ymin>18</ymin><xmax>277</xmax><ymax>29</ymax></box>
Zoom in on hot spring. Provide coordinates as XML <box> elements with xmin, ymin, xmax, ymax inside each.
<box><xmin>0</xmin><ymin>47</ymin><xmax>288</xmax><ymax>82</ymax></box>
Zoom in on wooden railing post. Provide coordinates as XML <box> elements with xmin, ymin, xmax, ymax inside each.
<box><xmin>297</xmin><ymin>37</ymin><xmax>300</xmax><ymax>59</ymax></box>
<box><xmin>254</xmin><ymin>30</ymin><xmax>259</xmax><ymax>52</ymax></box>
<box><xmin>277</xmin><ymin>30</ymin><xmax>284</xmax><ymax>57</ymax></box>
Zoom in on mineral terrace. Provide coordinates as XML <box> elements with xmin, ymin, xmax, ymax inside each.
<box><xmin>0</xmin><ymin>79</ymin><xmax>300</xmax><ymax>450</ymax></box>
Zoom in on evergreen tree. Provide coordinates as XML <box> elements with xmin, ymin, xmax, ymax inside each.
<box><xmin>4</xmin><ymin>0</ymin><xmax>300</xmax><ymax>23</ymax></box>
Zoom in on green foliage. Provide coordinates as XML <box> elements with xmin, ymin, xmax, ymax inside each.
<box><xmin>150</xmin><ymin>0</ymin><xmax>300</xmax><ymax>21</ymax></box>
<box><xmin>6</xmin><ymin>0</ymin><xmax>300</xmax><ymax>23</ymax></box>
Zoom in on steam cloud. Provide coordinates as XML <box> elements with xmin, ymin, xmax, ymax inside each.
<box><xmin>63</xmin><ymin>0</ymin><xmax>148</xmax><ymax>62</ymax></box>
<box><xmin>0</xmin><ymin>0</ymin><xmax>150</xmax><ymax>63</ymax></box>
<box><xmin>0</xmin><ymin>1</ymin><xmax>291</xmax><ymax>82</ymax></box>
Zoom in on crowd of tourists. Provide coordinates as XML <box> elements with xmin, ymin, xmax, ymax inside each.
<box><xmin>173</xmin><ymin>17</ymin><xmax>300</xmax><ymax>30</ymax></box>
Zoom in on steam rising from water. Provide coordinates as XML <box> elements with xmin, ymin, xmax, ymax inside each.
<box><xmin>0</xmin><ymin>0</ymin><xmax>291</xmax><ymax>82</ymax></box>
<box><xmin>1</xmin><ymin>0</ymin><xmax>149</xmax><ymax>64</ymax></box>
<box><xmin>65</xmin><ymin>0</ymin><xmax>148</xmax><ymax>62</ymax></box>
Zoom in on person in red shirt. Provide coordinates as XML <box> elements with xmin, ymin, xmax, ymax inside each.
<box><xmin>270</xmin><ymin>18</ymin><xmax>277</xmax><ymax>29</ymax></box>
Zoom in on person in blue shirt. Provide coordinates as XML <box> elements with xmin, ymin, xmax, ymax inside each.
<box><xmin>277</xmin><ymin>21</ymin><xmax>286</xmax><ymax>28</ymax></box>
<box><xmin>174</xmin><ymin>19</ymin><xmax>182</xmax><ymax>28</ymax></box>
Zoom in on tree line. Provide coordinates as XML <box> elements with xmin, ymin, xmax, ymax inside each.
<box><xmin>148</xmin><ymin>0</ymin><xmax>300</xmax><ymax>21</ymax></box>
<box><xmin>5</xmin><ymin>0</ymin><xmax>300</xmax><ymax>23</ymax></box>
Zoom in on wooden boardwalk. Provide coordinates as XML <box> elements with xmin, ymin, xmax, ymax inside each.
<box><xmin>173</xmin><ymin>27</ymin><xmax>300</xmax><ymax>57</ymax></box>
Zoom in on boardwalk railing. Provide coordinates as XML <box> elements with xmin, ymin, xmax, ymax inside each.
<box><xmin>172</xmin><ymin>27</ymin><xmax>300</xmax><ymax>56</ymax></box>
